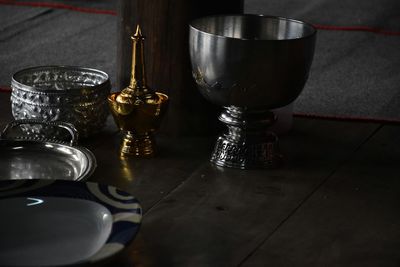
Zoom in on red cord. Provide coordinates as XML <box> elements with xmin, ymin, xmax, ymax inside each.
<box><xmin>0</xmin><ymin>3</ymin><xmax>399</xmax><ymax>124</ymax></box>
<box><xmin>0</xmin><ymin>86</ymin><xmax>11</xmax><ymax>93</ymax></box>
<box><xmin>0</xmin><ymin>0</ymin><xmax>117</xmax><ymax>15</ymax></box>
<box><xmin>314</xmin><ymin>24</ymin><xmax>400</xmax><ymax>36</ymax></box>
<box><xmin>294</xmin><ymin>112</ymin><xmax>400</xmax><ymax>124</ymax></box>
<box><xmin>1</xmin><ymin>1</ymin><xmax>400</xmax><ymax>36</ymax></box>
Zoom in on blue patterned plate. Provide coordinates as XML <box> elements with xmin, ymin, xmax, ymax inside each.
<box><xmin>0</xmin><ymin>180</ymin><xmax>142</xmax><ymax>266</ymax></box>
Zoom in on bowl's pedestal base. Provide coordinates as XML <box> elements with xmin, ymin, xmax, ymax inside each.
<box><xmin>210</xmin><ymin>106</ymin><xmax>282</xmax><ymax>169</ymax></box>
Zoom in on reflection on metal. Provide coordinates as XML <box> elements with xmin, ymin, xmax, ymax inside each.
<box><xmin>120</xmin><ymin>158</ymin><xmax>135</xmax><ymax>182</ymax></box>
<box><xmin>108</xmin><ymin>25</ymin><xmax>168</xmax><ymax>158</ymax></box>
<box><xmin>27</xmin><ymin>197</ymin><xmax>44</xmax><ymax>206</ymax></box>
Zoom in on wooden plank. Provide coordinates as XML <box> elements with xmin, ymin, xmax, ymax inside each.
<box><xmin>116</xmin><ymin>0</ymin><xmax>243</xmax><ymax>136</ymax></box>
<box><xmin>121</xmin><ymin>119</ymin><xmax>379</xmax><ymax>266</ymax></box>
<box><xmin>241</xmin><ymin>124</ymin><xmax>400</xmax><ymax>267</ymax></box>
<box><xmin>85</xmin><ymin>128</ymin><xmax>214</xmax><ymax>212</ymax></box>
<box><xmin>0</xmin><ymin>91</ymin><xmax>206</xmax><ymax>213</ymax></box>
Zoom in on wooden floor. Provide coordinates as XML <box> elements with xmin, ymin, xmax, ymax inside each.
<box><xmin>0</xmin><ymin>93</ymin><xmax>399</xmax><ymax>266</ymax></box>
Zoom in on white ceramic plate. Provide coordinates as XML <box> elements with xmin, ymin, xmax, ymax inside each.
<box><xmin>0</xmin><ymin>180</ymin><xmax>142</xmax><ymax>267</ymax></box>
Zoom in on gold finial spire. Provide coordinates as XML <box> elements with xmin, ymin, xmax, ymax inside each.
<box><xmin>116</xmin><ymin>24</ymin><xmax>155</xmax><ymax>104</ymax></box>
<box><xmin>133</xmin><ymin>24</ymin><xmax>142</xmax><ymax>37</ymax></box>
<box><xmin>129</xmin><ymin>24</ymin><xmax>147</xmax><ymax>92</ymax></box>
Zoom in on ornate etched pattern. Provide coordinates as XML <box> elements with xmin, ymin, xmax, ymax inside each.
<box><xmin>192</xmin><ymin>68</ymin><xmax>260</xmax><ymax>107</ymax></box>
<box><xmin>192</xmin><ymin>68</ymin><xmax>223</xmax><ymax>90</ymax></box>
<box><xmin>11</xmin><ymin>66</ymin><xmax>111</xmax><ymax>137</ymax></box>
<box><xmin>210</xmin><ymin>105</ymin><xmax>281</xmax><ymax>169</ymax></box>
<box><xmin>211</xmin><ymin>137</ymin><xmax>247</xmax><ymax>167</ymax></box>
<box><xmin>211</xmin><ymin>134</ymin><xmax>281</xmax><ymax>169</ymax></box>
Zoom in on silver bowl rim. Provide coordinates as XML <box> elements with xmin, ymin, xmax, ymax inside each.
<box><xmin>11</xmin><ymin>65</ymin><xmax>110</xmax><ymax>94</ymax></box>
<box><xmin>189</xmin><ymin>14</ymin><xmax>317</xmax><ymax>42</ymax></box>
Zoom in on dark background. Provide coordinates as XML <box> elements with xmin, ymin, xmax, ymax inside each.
<box><xmin>1</xmin><ymin>0</ymin><xmax>399</xmax><ymax>121</ymax></box>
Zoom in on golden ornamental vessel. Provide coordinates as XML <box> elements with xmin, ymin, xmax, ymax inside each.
<box><xmin>108</xmin><ymin>25</ymin><xmax>168</xmax><ymax>157</ymax></box>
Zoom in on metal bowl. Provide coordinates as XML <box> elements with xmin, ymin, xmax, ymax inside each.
<box><xmin>189</xmin><ymin>15</ymin><xmax>317</xmax><ymax>109</ymax></box>
<box><xmin>11</xmin><ymin>66</ymin><xmax>111</xmax><ymax>137</ymax></box>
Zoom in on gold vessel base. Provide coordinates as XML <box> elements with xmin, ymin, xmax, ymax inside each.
<box><xmin>120</xmin><ymin>131</ymin><xmax>156</xmax><ymax>158</ymax></box>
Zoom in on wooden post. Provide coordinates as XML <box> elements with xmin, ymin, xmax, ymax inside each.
<box><xmin>117</xmin><ymin>0</ymin><xmax>243</xmax><ymax>136</ymax></box>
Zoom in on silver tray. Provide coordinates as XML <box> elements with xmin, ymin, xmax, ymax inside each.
<box><xmin>0</xmin><ymin>120</ymin><xmax>96</xmax><ymax>181</ymax></box>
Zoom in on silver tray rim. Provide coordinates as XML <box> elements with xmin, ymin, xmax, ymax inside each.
<box><xmin>0</xmin><ymin>139</ymin><xmax>97</xmax><ymax>181</ymax></box>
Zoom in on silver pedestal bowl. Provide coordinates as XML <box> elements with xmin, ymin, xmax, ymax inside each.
<box><xmin>189</xmin><ymin>15</ymin><xmax>317</xmax><ymax>169</ymax></box>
